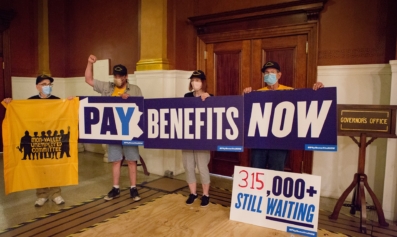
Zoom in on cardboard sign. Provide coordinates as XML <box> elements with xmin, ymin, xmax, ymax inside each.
<box><xmin>230</xmin><ymin>166</ymin><xmax>321</xmax><ymax>237</ymax></box>
<box><xmin>144</xmin><ymin>95</ymin><xmax>244</xmax><ymax>151</ymax></box>
<box><xmin>78</xmin><ymin>96</ymin><xmax>145</xmax><ymax>145</ymax></box>
<box><xmin>244</xmin><ymin>87</ymin><xmax>337</xmax><ymax>151</ymax></box>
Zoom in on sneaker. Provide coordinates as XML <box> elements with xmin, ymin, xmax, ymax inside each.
<box><xmin>186</xmin><ymin>194</ymin><xmax>198</xmax><ymax>205</ymax></box>
<box><xmin>130</xmin><ymin>187</ymin><xmax>141</xmax><ymax>201</ymax></box>
<box><xmin>35</xmin><ymin>198</ymin><xmax>48</xmax><ymax>207</ymax></box>
<box><xmin>201</xmin><ymin>195</ymin><xmax>210</xmax><ymax>207</ymax></box>
<box><xmin>53</xmin><ymin>196</ymin><xmax>65</xmax><ymax>205</ymax></box>
<box><xmin>104</xmin><ymin>187</ymin><xmax>120</xmax><ymax>201</ymax></box>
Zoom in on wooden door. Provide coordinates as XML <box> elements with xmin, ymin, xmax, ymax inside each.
<box><xmin>205</xmin><ymin>40</ymin><xmax>251</xmax><ymax>176</ymax></box>
<box><xmin>252</xmin><ymin>35</ymin><xmax>313</xmax><ymax>173</ymax></box>
<box><xmin>205</xmin><ymin>35</ymin><xmax>313</xmax><ymax>175</ymax></box>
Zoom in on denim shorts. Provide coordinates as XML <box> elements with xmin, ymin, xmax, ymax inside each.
<box><xmin>107</xmin><ymin>144</ymin><xmax>140</xmax><ymax>162</ymax></box>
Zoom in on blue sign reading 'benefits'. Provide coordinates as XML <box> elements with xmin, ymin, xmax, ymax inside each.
<box><xmin>144</xmin><ymin>96</ymin><xmax>244</xmax><ymax>151</ymax></box>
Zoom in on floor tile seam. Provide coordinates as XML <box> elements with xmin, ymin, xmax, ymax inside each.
<box><xmin>66</xmin><ymin>192</ymin><xmax>167</xmax><ymax>237</ymax></box>
<box><xmin>26</xmin><ymin>191</ymin><xmax>165</xmax><ymax>237</ymax></box>
<box><xmin>319</xmin><ymin>222</ymin><xmax>374</xmax><ymax>236</ymax></box>
<box><xmin>0</xmin><ymin>187</ymin><xmax>152</xmax><ymax>235</ymax></box>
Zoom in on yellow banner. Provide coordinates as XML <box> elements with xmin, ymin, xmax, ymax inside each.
<box><xmin>2</xmin><ymin>98</ymin><xmax>79</xmax><ymax>194</ymax></box>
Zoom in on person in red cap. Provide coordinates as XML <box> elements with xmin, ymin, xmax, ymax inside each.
<box><xmin>243</xmin><ymin>61</ymin><xmax>324</xmax><ymax>171</ymax></box>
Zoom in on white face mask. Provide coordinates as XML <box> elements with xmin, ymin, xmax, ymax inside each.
<box><xmin>191</xmin><ymin>81</ymin><xmax>202</xmax><ymax>91</ymax></box>
<box><xmin>113</xmin><ymin>78</ymin><xmax>123</xmax><ymax>87</ymax></box>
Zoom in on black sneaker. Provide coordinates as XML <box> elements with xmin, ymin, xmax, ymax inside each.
<box><xmin>130</xmin><ymin>187</ymin><xmax>141</xmax><ymax>201</ymax></box>
<box><xmin>104</xmin><ymin>187</ymin><xmax>120</xmax><ymax>201</ymax></box>
<box><xmin>186</xmin><ymin>194</ymin><xmax>198</xmax><ymax>205</ymax></box>
<box><xmin>201</xmin><ymin>195</ymin><xmax>210</xmax><ymax>207</ymax></box>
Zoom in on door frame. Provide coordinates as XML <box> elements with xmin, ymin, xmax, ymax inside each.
<box><xmin>190</xmin><ymin>1</ymin><xmax>325</xmax><ymax>173</ymax></box>
<box><xmin>0</xmin><ymin>9</ymin><xmax>15</xmax><ymax>98</ymax></box>
<box><xmin>0</xmin><ymin>9</ymin><xmax>15</xmax><ymax>152</ymax></box>
<box><xmin>197</xmin><ymin>22</ymin><xmax>319</xmax><ymax>90</ymax></box>
<box><xmin>195</xmin><ymin>24</ymin><xmax>319</xmax><ymax>174</ymax></box>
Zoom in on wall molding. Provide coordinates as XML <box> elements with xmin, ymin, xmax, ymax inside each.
<box><xmin>318</xmin><ymin>64</ymin><xmax>392</xmax><ymax>76</ymax></box>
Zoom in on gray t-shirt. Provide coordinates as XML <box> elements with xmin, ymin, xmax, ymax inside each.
<box><xmin>93</xmin><ymin>79</ymin><xmax>142</xmax><ymax>97</ymax></box>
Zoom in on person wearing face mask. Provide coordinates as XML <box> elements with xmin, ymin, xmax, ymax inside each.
<box><xmin>183</xmin><ymin>70</ymin><xmax>213</xmax><ymax>207</ymax></box>
<box><xmin>3</xmin><ymin>74</ymin><xmax>66</xmax><ymax>207</ymax></box>
<box><xmin>243</xmin><ymin>61</ymin><xmax>324</xmax><ymax>171</ymax></box>
<box><xmin>85</xmin><ymin>54</ymin><xmax>143</xmax><ymax>202</ymax></box>
<box><xmin>27</xmin><ymin>75</ymin><xmax>59</xmax><ymax>99</ymax></box>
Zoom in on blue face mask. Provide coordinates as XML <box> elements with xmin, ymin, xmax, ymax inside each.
<box><xmin>264</xmin><ymin>73</ymin><xmax>277</xmax><ymax>85</ymax></box>
<box><xmin>42</xmin><ymin>85</ymin><xmax>52</xmax><ymax>95</ymax></box>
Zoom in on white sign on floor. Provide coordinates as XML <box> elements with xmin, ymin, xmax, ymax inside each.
<box><xmin>230</xmin><ymin>166</ymin><xmax>321</xmax><ymax>237</ymax></box>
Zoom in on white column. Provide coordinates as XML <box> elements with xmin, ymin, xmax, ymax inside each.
<box><xmin>382</xmin><ymin>60</ymin><xmax>397</xmax><ymax>221</ymax></box>
<box><xmin>135</xmin><ymin>70</ymin><xmax>191</xmax><ymax>176</ymax></box>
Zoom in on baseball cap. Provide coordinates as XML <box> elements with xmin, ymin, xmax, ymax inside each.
<box><xmin>113</xmin><ymin>64</ymin><xmax>127</xmax><ymax>76</ymax></box>
<box><xmin>189</xmin><ymin>70</ymin><xmax>206</xmax><ymax>80</ymax></box>
<box><xmin>261</xmin><ymin>61</ymin><xmax>281</xmax><ymax>73</ymax></box>
<box><xmin>36</xmin><ymin>74</ymin><xmax>54</xmax><ymax>85</ymax></box>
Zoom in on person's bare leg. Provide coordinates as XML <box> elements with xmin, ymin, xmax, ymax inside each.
<box><xmin>112</xmin><ymin>161</ymin><xmax>122</xmax><ymax>185</ymax></box>
<box><xmin>127</xmin><ymin>161</ymin><xmax>137</xmax><ymax>186</ymax></box>
<box><xmin>188</xmin><ymin>183</ymin><xmax>197</xmax><ymax>194</ymax></box>
<box><xmin>202</xmin><ymin>183</ymin><xmax>210</xmax><ymax>196</ymax></box>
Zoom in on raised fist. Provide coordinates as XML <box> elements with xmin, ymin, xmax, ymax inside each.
<box><xmin>88</xmin><ymin>55</ymin><xmax>97</xmax><ymax>64</ymax></box>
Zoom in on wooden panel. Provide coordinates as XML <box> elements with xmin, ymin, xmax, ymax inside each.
<box><xmin>200</xmin><ymin>24</ymin><xmax>318</xmax><ymax>94</ymax></box>
<box><xmin>256</xmin><ymin>35</ymin><xmax>308</xmax><ymax>88</ymax></box>
<box><xmin>193</xmin><ymin>0</ymin><xmax>292</xmax><ymax>16</ymax></box>
<box><xmin>167</xmin><ymin>0</ymin><xmax>196</xmax><ymax>70</ymax></box>
<box><xmin>206</xmin><ymin>40</ymin><xmax>251</xmax><ymax>176</ymax></box>
<box><xmin>195</xmin><ymin>14</ymin><xmax>307</xmax><ymax>35</ymax></box>
<box><xmin>0</xmin><ymin>56</ymin><xmax>4</xmax><ymax>152</ymax></box>
<box><xmin>215</xmin><ymin>51</ymin><xmax>240</xmax><ymax>96</ymax></box>
<box><xmin>251</xmin><ymin>34</ymin><xmax>312</xmax><ymax>173</ymax></box>
<box><xmin>264</xmin><ymin>49</ymin><xmax>295</xmax><ymax>87</ymax></box>
<box><xmin>64</xmin><ymin>0</ymin><xmax>139</xmax><ymax>77</ymax></box>
<box><xmin>211</xmin><ymin>50</ymin><xmax>240</xmax><ymax>176</ymax></box>
<box><xmin>318</xmin><ymin>0</ymin><xmax>397</xmax><ymax>65</ymax></box>
<box><xmin>48</xmin><ymin>0</ymin><xmax>66</xmax><ymax>77</ymax></box>
<box><xmin>9</xmin><ymin>0</ymin><xmax>38</xmax><ymax>77</ymax></box>
<box><xmin>1</xmin><ymin>15</ymin><xmax>13</xmax><ymax>152</ymax></box>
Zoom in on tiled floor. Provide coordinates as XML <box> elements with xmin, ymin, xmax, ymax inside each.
<box><xmin>0</xmin><ymin>151</ymin><xmax>160</xmax><ymax>231</ymax></box>
<box><xmin>0</xmin><ymin>151</ymin><xmax>396</xmax><ymax>235</ymax></box>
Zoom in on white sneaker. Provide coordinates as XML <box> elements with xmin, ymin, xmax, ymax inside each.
<box><xmin>53</xmin><ymin>196</ymin><xmax>65</xmax><ymax>205</ymax></box>
<box><xmin>35</xmin><ymin>198</ymin><xmax>48</xmax><ymax>207</ymax></box>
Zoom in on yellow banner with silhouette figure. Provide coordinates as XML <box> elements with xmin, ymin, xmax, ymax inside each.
<box><xmin>2</xmin><ymin>98</ymin><xmax>79</xmax><ymax>195</ymax></box>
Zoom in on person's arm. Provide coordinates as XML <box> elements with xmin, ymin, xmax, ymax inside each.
<box><xmin>312</xmin><ymin>82</ymin><xmax>324</xmax><ymax>90</ymax></box>
<box><xmin>3</xmin><ymin>98</ymin><xmax>12</xmax><ymax>104</ymax></box>
<box><xmin>200</xmin><ymin>92</ymin><xmax>211</xmax><ymax>101</ymax></box>
<box><xmin>85</xmin><ymin>55</ymin><xmax>97</xmax><ymax>87</ymax></box>
<box><xmin>242</xmin><ymin>87</ymin><xmax>253</xmax><ymax>94</ymax></box>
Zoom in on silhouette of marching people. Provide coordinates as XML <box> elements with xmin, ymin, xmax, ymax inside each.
<box><xmin>17</xmin><ymin>126</ymin><xmax>71</xmax><ymax>160</ymax></box>
<box><xmin>60</xmin><ymin>126</ymin><xmax>71</xmax><ymax>158</ymax></box>
<box><xmin>18</xmin><ymin>131</ymin><xmax>32</xmax><ymax>160</ymax></box>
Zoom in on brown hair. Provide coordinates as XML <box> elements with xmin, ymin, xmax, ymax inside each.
<box><xmin>188</xmin><ymin>78</ymin><xmax>208</xmax><ymax>92</ymax></box>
